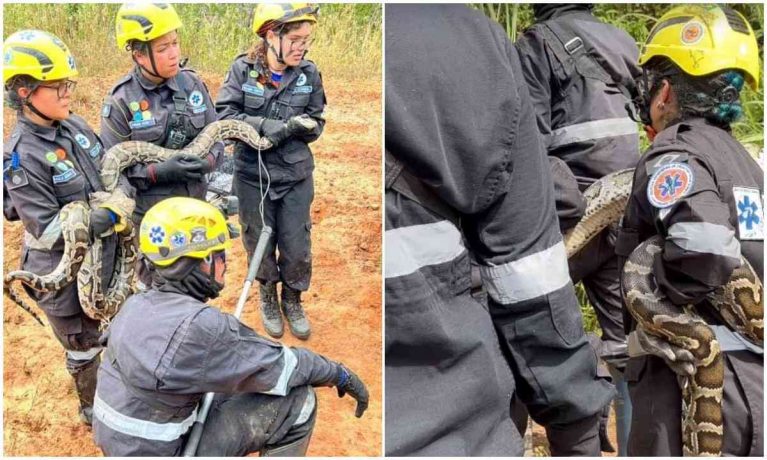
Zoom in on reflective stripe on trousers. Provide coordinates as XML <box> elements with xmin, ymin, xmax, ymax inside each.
<box><xmin>548</xmin><ymin>117</ymin><xmax>638</xmax><ymax>149</ymax></box>
<box><xmin>385</xmin><ymin>220</ymin><xmax>465</xmax><ymax>278</ymax></box>
<box><xmin>628</xmin><ymin>326</ymin><xmax>764</xmax><ymax>358</ymax></box>
<box><xmin>479</xmin><ymin>241</ymin><xmax>570</xmax><ymax>304</ymax></box>
<box><xmin>93</xmin><ymin>393</ymin><xmax>197</xmax><ymax>442</ymax></box>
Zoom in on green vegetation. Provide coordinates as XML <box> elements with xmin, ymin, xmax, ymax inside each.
<box><xmin>474</xmin><ymin>3</ymin><xmax>764</xmax><ymax>334</ymax></box>
<box><xmin>3</xmin><ymin>3</ymin><xmax>381</xmax><ymax>80</ymax></box>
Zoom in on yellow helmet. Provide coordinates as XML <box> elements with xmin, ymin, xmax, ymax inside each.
<box><xmin>115</xmin><ymin>2</ymin><xmax>183</xmax><ymax>50</ymax></box>
<box><xmin>252</xmin><ymin>3</ymin><xmax>319</xmax><ymax>37</ymax></box>
<box><xmin>3</xmin><ymin>30</ymin><xmax>78</xmax><ymax>85</ymax></box>
<box><xmin>638</xmin><ymin>5</ymin><xmax>760</xmax><ymax>90</ymax></box>
<box><xmin>140</xmin><ymin>197</ymin><xmax>231</xmax><ymax>267</ymax></box>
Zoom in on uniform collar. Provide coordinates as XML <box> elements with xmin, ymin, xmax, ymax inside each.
<box><xmin>17</xmin><ymin>115</ymin><xmax>60</xmax><ymax>142</ymax></box>
<box><xmin>133</xmin><ymin>65</ymin><xmax>180</xmax><ymax>92</ymax></box>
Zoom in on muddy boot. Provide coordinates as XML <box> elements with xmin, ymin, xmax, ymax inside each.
<box><xmin>260</xmin><ymin>282</ymin><xmax>284</xmax><ymax>338</ymax></box>
<box><xmin>67</xmin><ymin>355</ymin><xmax>100</xmax><ymax>426</ymax></box>
<box><xmin>281</xmin><ymin>286</ymin><xmax>311</xmax><ymax>340</ymax></box>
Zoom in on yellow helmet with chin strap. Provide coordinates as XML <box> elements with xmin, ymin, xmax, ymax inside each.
<box><xmin>3</xmin><ymin>30</ymin><xmax>78</xmax><ymax>85</ymax></box>
<box><xmin>140</xmin><ymin>197</ymin><xmax>232</xmax><ymax>267</ymax></box>
<box><xmin>252</xmin><ymin>3</ymin><xmax>319</xmax><ymax>37</ymax></box>
<box><xmin>638</xmin><ymin>5</ymin><xmax>760</xmax><ymax>90</ymax></box>
<box><xmin>115</xmin><ymin>2</ymin><xmax>183</xmax><ymax>50</ymax></box>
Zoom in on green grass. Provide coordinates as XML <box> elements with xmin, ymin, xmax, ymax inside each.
<box><xmin>3</xmin><ymin>3</ymin><xmax>381</xmax><ymax>81</ymax></box>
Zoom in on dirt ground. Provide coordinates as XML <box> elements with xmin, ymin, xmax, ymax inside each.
<box><xmin>2</xmin><ymin>71</ymin><xmax>382</xmax><ymax>456</ymax></box>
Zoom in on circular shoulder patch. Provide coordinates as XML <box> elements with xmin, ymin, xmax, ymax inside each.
<box><xmin>188</xmin><ymin>90</ymin><xmax>204</xmax><ymax>108</ymax></box>
<box><xmin>647</xmin><ymin>162</ymin><xmax>694</xmax><ymax>208</ymax></box>
<box><xmin>681</xmin><ymin>21</ymin><xmax>704</xmax><ymax>45</ymax></box>
<box><xmin>75</xmin><ymin>133</ymin><xmax>91</xmax><ymax>149</ymax></box>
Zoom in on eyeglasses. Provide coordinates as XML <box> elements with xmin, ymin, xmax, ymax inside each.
<box><xmin>288</xmin><ymin>37</ymin><xmax>314</xmax><ymax>51</ymax></box>
<box><xmin>37</xmin><ymin>79</ymin><xmax>77</xmax><ymax>99</ymax></box>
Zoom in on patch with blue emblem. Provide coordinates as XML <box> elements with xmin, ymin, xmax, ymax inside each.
<box><xmin>188</xmin><ymin>90</ymin><xmax>204</xmax><ymax>108</ymax></box>
<box><xmin>52</xmin><ymin>168</ymin><xmax>77</xmax><ymax>184</ymax></box>
<box><xmin>292</xmin><ymin>85</ymin><xmax>312</xmax><ymax>94</ymax></box>
<box><xmin>242</xmin><ymin>83</ymin><xmax>264</xmax><ymax>96</ymax></box>
<box><xmin>75</xmin><ymin>133</ymin><xmax>91</xmax><ymax>149</ymax></box>
<box><xmin>647</xmin><ymin>162</ymin><xmax>694</xmax><ymax>209</ymax></box>
<box><xmin>89</xmin><ymin>145</ymin><xmax>102</xmax><ymax>158</ymax></box>
<box><xmin>150</xmin><ymin>226</ymin><xmax>166</xmax><ymax>244</ymax></box>
<box><xmin>733</xmin><ymin>187</ymin><xmax>764</xmax><ymax>240</ymax></box>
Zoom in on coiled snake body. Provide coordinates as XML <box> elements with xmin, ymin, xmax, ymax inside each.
<box><xmin>4</xmin><ymin>120</ymin><xmax>271</xmax><ymax>325</ymax></box>
<box><xmin>564</xmin><ymin>168</ymin><xmax>763</xmax><ymax>457</ymax></box>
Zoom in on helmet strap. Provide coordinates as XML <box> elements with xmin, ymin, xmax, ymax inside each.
<box><xmin>132</xmin><ymin>41</ymin><xmax>165</xmax><ymax>81</ymax></box>
<box><xmin>24</xmin><ymin>95</ymin><xmax>53</xmax><ymax>122</ymax></box>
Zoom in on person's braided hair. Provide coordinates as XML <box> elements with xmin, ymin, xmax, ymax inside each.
<box><xmin>4</xmin><ymin>75</ymin><xmax>41</xmax><ymax>111</ymax></box>
<box><xmin>645</xmin><ymin>57</ymin><xmax>746</xmax><ymax>128</ymax></box>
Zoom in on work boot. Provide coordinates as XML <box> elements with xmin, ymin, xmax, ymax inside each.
<box><xmin>260</xmin><ymin>282</ymin><xmax>284</xmax><ymax>338</ymax></box>
<box><xmin>68</xmin><ymin>355</ymin><xmax>100</xmax><ymax>426</ymax></box>
<box><xmin>281</xmin><ymin>285</ymin><xmax>311</xmax><ymax>340</ymax></box>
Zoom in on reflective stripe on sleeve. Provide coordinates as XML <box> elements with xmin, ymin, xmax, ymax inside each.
<box><xmin>549</xmin><ymin>117</ymin><xmax>638</xmax><ymax>149</ymax></box>
<box><xmin>480</xmin><ymin>241</ymin><xmax>570</xmax><ymax>304</ymax></box>
<box><xmin>385</xmin><ymin>220</ymin><xmax>466</xmax><ymax>278</ymax></box>
<box><xmin>24</xmin><ymin>214</ymin><xmax>62</xmax><ymax>250</ymax></box>
<box><xmin>262</xmin><ymin>345</ymin><xmax>298</xmax><ymax>397</ymax></box>
<box><xmin>667</xmin><ymin>222</ymin><xmax>741</xmax><ymax>259</ymax></box>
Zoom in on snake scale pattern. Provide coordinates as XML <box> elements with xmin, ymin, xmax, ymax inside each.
<box><xmin>4</xmin><ymin>120</ymin><xmax>271</xmax><ymax>325</ymax></box>
<box><xmin>564</xmin><ymin>168</ymin><xmax>763</xmax><ymax>456</ymax></box>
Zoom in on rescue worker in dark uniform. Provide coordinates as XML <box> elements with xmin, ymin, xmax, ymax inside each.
<box><xmin>3</xmin><ymin>31</ymin><xmax>132</xmax><ymax>425</ymax></box>
<box><xmin>385</xmin><ymin>5</ymin><xmax>614</xmax><ymax>456</ymax></box>
<box><xmin>516</xmin><ymin>4</ymin><xmax>642</xmax><ymax>453</ymax></box>
<box><xmin>616</xmin><ymin>6</ymin><xmax>763</xmax><ymax>456</ymax></box>
<box><xmin>92</xmin><ymin>197</ymin><xmax>368</xmax><ymax>456</ymax></box>
<box><xmin>100</xmin><ymin>3</ymin><xmax>223</xmax><ymax>290</ymax></box>
<box><xmin>216</xmin><ymin>3</ymin><xmax>324</xmax><ymax>340</ymax></box>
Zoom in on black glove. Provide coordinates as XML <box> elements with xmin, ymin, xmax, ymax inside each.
<box><xmin>258</xmin><ymin>119</ymin><xmax>289</xmax><ymax>147</ymax></box>
<box><xmin>151</xmin><ymin>154</ymin><xmax>205</xmax><ymax>184</ymax></box>
<box><xmin>335</xmin><ymin>364</ymin><xmax>369</xmax><ymax>418</ymax></box>
<box><xmin>89</xmin><ymin>208</ymin><xmax>115</xmax><ymax>238</ymax></box>
<box><xmin>286</xmin><ymin>114</ymin><xmax>319</xmax><ymax>136</ymax></box>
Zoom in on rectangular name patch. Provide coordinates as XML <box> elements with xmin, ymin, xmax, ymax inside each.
<box><xmin>52</xmin><ymin>169</ymin><xmax>77</xmax><ymax>184</ymax></box>
<box><xmin>242</xmin><ymin>84</ymin><xmax>264</xmax><ymax>96</ymax></box>
<box><xmin>292</xmin><ymin>85</ymin><xmax>312</xmax><ymax>94</ymax></box>
<box><xmin>129</xmin><ymin>118</ymin><xmax>157</xmax><ymax>130</ymax></box>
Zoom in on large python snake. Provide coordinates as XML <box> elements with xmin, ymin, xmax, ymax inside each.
<box><xmin>564</xmin><ymin>169</ymin><xmax>764</xmax><ymax>457</ymax></box>
<box><xmin>4</xmin><ymin>120</ymin><xmax>271</xmax><ymax>325</ymax></box>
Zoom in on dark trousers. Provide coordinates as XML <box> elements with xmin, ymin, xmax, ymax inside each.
<box><xmin>626</xmin><ymin>352</ymin><xmax>764</xmax><ymax>456</ymax></box>
<box><xmin>234</xmin><ymin>174</ymin><xmax>314</xmax><ymax>291</ymax></box>
<box><xmin>568</xmin><ymin>227</ymin><xmax>626</xmax><ymax>350</ymax></box>
<box><xmin>196</xmin><ymin>386</ymin><xmax>317</xmax><ymax>456</ymax></box>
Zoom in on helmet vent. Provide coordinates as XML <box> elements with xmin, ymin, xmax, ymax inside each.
<box><xmin>722</xmin><ymin>7</ymin><xmax>749</xmax><ymax>35</ymax></box>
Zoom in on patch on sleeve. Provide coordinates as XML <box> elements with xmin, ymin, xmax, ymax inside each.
<box><xmin>733</xmin><ymin>187</ymin><xmax>764</xmax><ymax>240</ymax></box>
<box><xmin>101</xmin><ymin>102</ymin><xmax>111</xmax><ymax>118</ymax></box>
<box><xmin>4</xmin><ymin>153</ymin><xmax>29</xmax><ymax>190</ymax></box>
<box><xmin>646</xmin><ymin>162</ymin><xmax>694</xmax><ymax>209</ymax></box>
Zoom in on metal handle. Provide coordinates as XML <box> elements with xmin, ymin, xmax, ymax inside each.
<box><xmin>181</xmin><ymin>225</ymin><xmax>273</xmax><ymax>457</ymax></box>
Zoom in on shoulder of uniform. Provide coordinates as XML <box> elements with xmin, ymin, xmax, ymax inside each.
<box><xmin>299</xmin><ymin>59</ymin><xmax>318</xmax><ymax>72</ymax></box>
<box><xmin>61</xmin><ymin>113</ymin><xmax>89</xmax><ymax>130</ymax></box>
<box><xmin>235</xmin><ymin>52</ymin><xmax>252</xmax><ymax>64</ymax></box>
<box><xmin>3</xmin><ymin>129</ymin><xmax>23</xmax><ymax>156</ymax></box>
<box><xmin>108</xmin><ymin>73</ymin><xmax>135</xmax><ymax>96</ymax></box>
